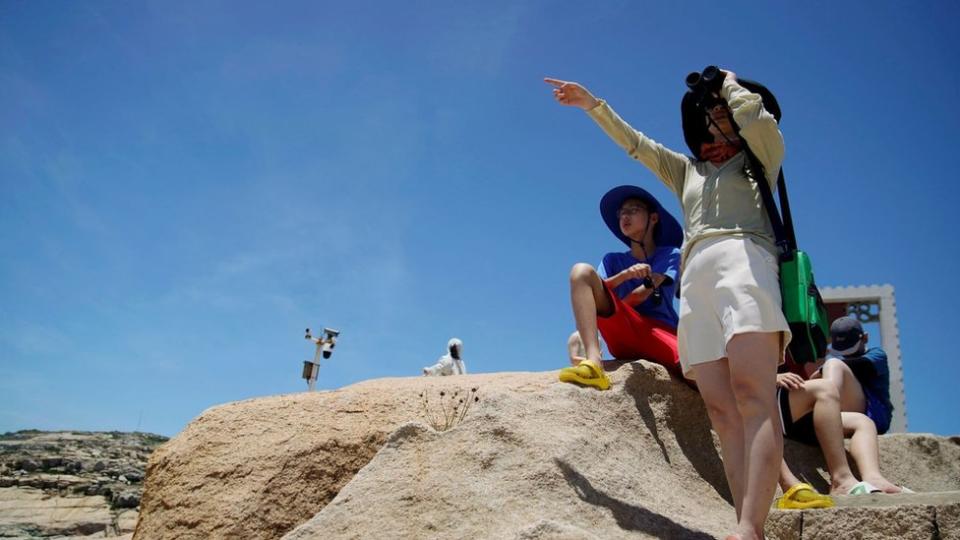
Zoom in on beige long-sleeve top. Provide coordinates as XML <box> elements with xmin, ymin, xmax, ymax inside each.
<box><xmin>586</xmin><ymin>78</ymin><xmax>785</xmax><ymax>268</ymax></box>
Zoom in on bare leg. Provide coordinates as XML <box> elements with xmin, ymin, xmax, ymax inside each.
<box><xmin>568</xmin><ymin>263</ymin><xmax>614</xmax><ymax>364</ymax></box>
<box><xmin>788</xmin><ymin>379</ymin><xmax>859</xmax><ymax>494</ymax></box>
<box><xmin>779</xmin><ymin>460</ymin><xmax>802</xmax><ymax>493</ymax></box>
<box><xmin>820</xmin><ymin>358</ymin><xmax>867</xmax><ymax>413</ymax></box>
<box><xmin>842</xmin><ymin>412</ymin><xmax>901</xmax><ymax>493</ymax></box>
<box><xmin>726</xmin><ymin>332</ymin><xmax>782</xmax><ymax>540</ymax></box>
<box><xmin>567</xmin><ymin>331</ymin><xmax>586</xmax><ymax>365</ymax></box>
<box><xmin>693</xmin><ymin>358</ymin><xmax>745</xmax><ymax>520</ymax></box>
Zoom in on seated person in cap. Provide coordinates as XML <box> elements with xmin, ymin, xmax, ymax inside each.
<box><xmin>818</xmin><ymin>316</ymin><xmax>894</xmax><ymax>436</ymax></box>
<box><xmin>561</xmin><ymin>185</ymin><xmax>683</xmax><ymax>390</ymax></box>
<box><xmin>775</xmin><ymin>315</ymin><xmax>904</xmax><ymax>502</ymax></box>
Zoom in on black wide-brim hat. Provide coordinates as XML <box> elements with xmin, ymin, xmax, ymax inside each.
<box><xmin>599</xmin><ymin>185</ymin><xmax>683</xmax><ymax>249</ymax></box>
<box><xmin>681</xmin><ymin>77</ymin><xmax>782</xmax><ymax>160</ymax></box>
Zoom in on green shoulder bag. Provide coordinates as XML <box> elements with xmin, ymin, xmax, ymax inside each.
<box><xmin>751</xmin><ymin>165</ymin><xmax>829</xmax><ymax>364</ymax></box>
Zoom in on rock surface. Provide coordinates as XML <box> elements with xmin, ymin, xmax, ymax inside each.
<box><xmin>0</xmin><ymin>430</ymin><xmax>166</xmax><ymax>538</ymax></box>
<box><xmin>134</xmin><ymin>362</ymin><xmax>960</xmax><ymax>539</ymax></box>
<box><xmin>767</xmin><ymin>493</ymin><xmax>960</xmax><ymax>540</ymax></box>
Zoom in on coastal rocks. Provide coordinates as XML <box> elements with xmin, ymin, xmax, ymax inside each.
<box><xmin>0</xmin><ymin>487</ymin><xmax>112</xmax><ymax>538</ymax></box>
<box><xmin>0</xmin><ymin>430</ymin><xmax>166</xmax><ymax>538</ymax></box>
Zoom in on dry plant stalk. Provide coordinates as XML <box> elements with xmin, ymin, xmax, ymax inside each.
<box><xmin>418</xmin><ymin>387</ymin><xmax>480</xmax><ymax>431</ymax></box>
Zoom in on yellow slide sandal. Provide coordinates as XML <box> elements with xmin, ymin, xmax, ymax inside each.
<box><xmin>776</xmin><ymin>482</ymin><xmax>834</xmax><ymax>510</ymax></box>
<box><xmin>558</xmin><ymin>358</ymin><xmax>610</xmax><ymax>391</ymax></box>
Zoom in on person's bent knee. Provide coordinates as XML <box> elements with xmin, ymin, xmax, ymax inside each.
<box><xmin>845</xmin><ymin>412</ymin><xmax>878</xmax><ymax>435</ymax></box>
<box><xmin>569</xmin><ymin>263</ymin><xmax>598</xmax><ymax>284</ymax></box>
<box><xmin>805</xmin><ymin>379</ymin><xmax>840</xmax><ymax>403</ymax></box>
<box><xmin>857</xmin><ymin>417</ymin><xmax>878</xmax><ymax>436</ymax></box>
<box><xmin>822</xmin><ymin>358</ymin><xmax>850</xmax><ymax>376</ymax></box>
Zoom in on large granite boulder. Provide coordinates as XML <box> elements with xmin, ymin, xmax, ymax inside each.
<box><xmin>133</xmin><ymin>362</ymin><xmax>960</xmax><ymax>539</ymax></box>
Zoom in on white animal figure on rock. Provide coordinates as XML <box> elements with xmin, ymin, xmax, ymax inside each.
<box><xmin>422</xmin><ymin>338</ymin><xmax>466</xmax><ymax>376</ymax></box>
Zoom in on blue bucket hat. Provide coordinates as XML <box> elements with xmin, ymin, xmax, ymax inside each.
<box><xmin>599</xmin><ymin>185</ymin><xmax>683</xmax><ymax>249</ymax></box>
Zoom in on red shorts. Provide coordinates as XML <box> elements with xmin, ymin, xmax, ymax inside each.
<box><xmin>597</xmin><ymin>282</ymin><xmax>681</xmax><ymax>378</ymax></box>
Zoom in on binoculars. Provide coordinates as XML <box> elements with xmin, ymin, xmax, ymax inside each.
<box><xmin>685</xmin><ymin>65</ymin><xmax>724</xmax><ymax>109</ymax></box>
<box><xmin>641</xmin><ymin>276</ymin><xmax>663</xmax><ymax>306</ymax></box>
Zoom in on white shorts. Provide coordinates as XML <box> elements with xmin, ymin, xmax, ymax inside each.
<box><xmin>677</xmin><ymin>236</ymin><xmax>792</xmax><ymax>377</ymax></box>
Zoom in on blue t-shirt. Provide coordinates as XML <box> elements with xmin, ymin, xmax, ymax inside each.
<box><xmin>840</xmin><ymin>347</ymin><xmax>893</xmax><ymax>432</ymax></box>
<box><xmin>597</xmin><ymin>246</ymin><xmax>681</xmax><ymax>329</ymax></box>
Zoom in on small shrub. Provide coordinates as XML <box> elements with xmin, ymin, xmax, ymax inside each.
<box><xmin>418</xmin><ymin>387</ymin><xmax>480</xmax><ymax>432</ymax></box>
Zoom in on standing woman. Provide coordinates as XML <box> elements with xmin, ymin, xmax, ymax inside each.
<box><xmin>545</xmin><ymin>70</ymin><xmax>790</xmax><ymax>540</ymax></box>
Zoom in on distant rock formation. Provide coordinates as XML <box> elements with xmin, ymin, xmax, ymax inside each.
<box><xmin>133</xmin><ymin>362</ymin><xmax>960</xmax><ymax>539</ymax></box>
<box><xmin>0</xmin><ymin>430</ymin><xmax>166</xmax><ymax>538</ymax></box>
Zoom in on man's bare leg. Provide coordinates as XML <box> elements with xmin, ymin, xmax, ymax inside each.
<box><xmin>788</xmin><ymin>379</ymin><xmax>859</xmax><ymax>494</ymax></box>
<box><xmin>779</xmin><ymin>460</ymin><xmax>803</xmax><ymax>493</ymax></box>
<box><xmin>820</xmin><ymin>358</ymin><xmax>867</xmax><ymax>413</ymax></box>
<box><xmin>842</xmin><ymin>412</ymin><xmax>901</xmax><ymax>493</ymax></box>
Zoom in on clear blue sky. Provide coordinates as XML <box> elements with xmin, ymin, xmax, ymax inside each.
<box><xmin>2</xmin><ymin>1</ymin><xmax>958</xmax><ymax>437</ymax></box>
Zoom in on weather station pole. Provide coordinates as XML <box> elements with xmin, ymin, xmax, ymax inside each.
<box><xmin>302</xmin><ymin>327</ymin><xmax>340</xmax><ymax>391</ymax></box>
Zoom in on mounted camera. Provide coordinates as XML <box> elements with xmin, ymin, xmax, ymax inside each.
<box><xmin>307</xmin><ymin>327</ymin><xmax>340</xmax><ymax>359</ymax></box>
<box><xmin>302</xmin><ymin>326</ymin><xmax>341</xmax><ymax>391</ymax></box>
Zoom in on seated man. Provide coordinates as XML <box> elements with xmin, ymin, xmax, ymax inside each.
<box><xmin>776</xmin><ymin>316</ymin><xmax>906</xmax><ymax>507</ymax></box>
<box><xmin>560</xmin><ymin>185</ymin><xmax>683</xmax><ymax>390</ymax></box>
<box><xmin>817</xmin><ymin>316</ymin><xmax>894</xmax><ymax>437</ymax></box>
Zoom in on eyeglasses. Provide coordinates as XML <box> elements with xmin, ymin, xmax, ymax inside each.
<box><xmin>617</xmin><ymin>206</ymin><xmax>649</xmax><ymax>219</ymax></box>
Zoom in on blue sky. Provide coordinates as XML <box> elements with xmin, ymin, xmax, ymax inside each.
<box><xmin>2</xmin><ymin>1</ymin><xmax>958</xmax><ymax>437</ymax></box>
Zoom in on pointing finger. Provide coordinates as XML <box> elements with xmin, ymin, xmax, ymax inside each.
<box><xmin>544</xmin><ymin>77</ymin><xmax>568</xmax><ymax>88</ymax></box>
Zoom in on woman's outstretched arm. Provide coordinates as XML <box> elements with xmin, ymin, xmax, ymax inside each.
<box><xmin>544</xmin><ymin>77</ymin><xmax>688</xmax><ymax>196</ymax></box>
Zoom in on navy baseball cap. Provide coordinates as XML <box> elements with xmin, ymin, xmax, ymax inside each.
<box><xmin>599</xmin><ymin>185</ymin><xmax>683</xmax><ymax>249</ymax></box>
<box><xmin>829</xmin><ymin>316</ymin><xmax>865</xmax><ymax>356</ymax></box>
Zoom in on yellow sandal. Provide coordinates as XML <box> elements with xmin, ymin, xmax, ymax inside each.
<box><xmin>776</xmin><ymin>483</ymin><xmax>834</xmax><ymax>510</ymax></box>
<box><xmin>558</xmin><ymin>358</ymin><xmax>610</xmax><ymax>390</ymax></box>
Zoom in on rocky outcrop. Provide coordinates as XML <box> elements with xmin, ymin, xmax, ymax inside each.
<box><xmin>133</xmin><ymin>362</ymin><xmax>960</xmax><ymax>539</ymax></box>
<box><xmin>0</xmin><ymin>430</ymin><xmax>166</xmax><ymax>538</ymax></box>
<box><xmin>767</xmin><ymin>491</ymin><xmax>960</xmax><ymax>540</ymax></box>
<box><xmin>134</xmin><ymin>372</ymin><xmax>440</xmax><ymax>539</ymax></box>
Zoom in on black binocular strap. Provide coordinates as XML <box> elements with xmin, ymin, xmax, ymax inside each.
<box><xmin>744</xmin><ymin>147</ymin><xmax>798</xmax><ymax>255</ymax></box>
